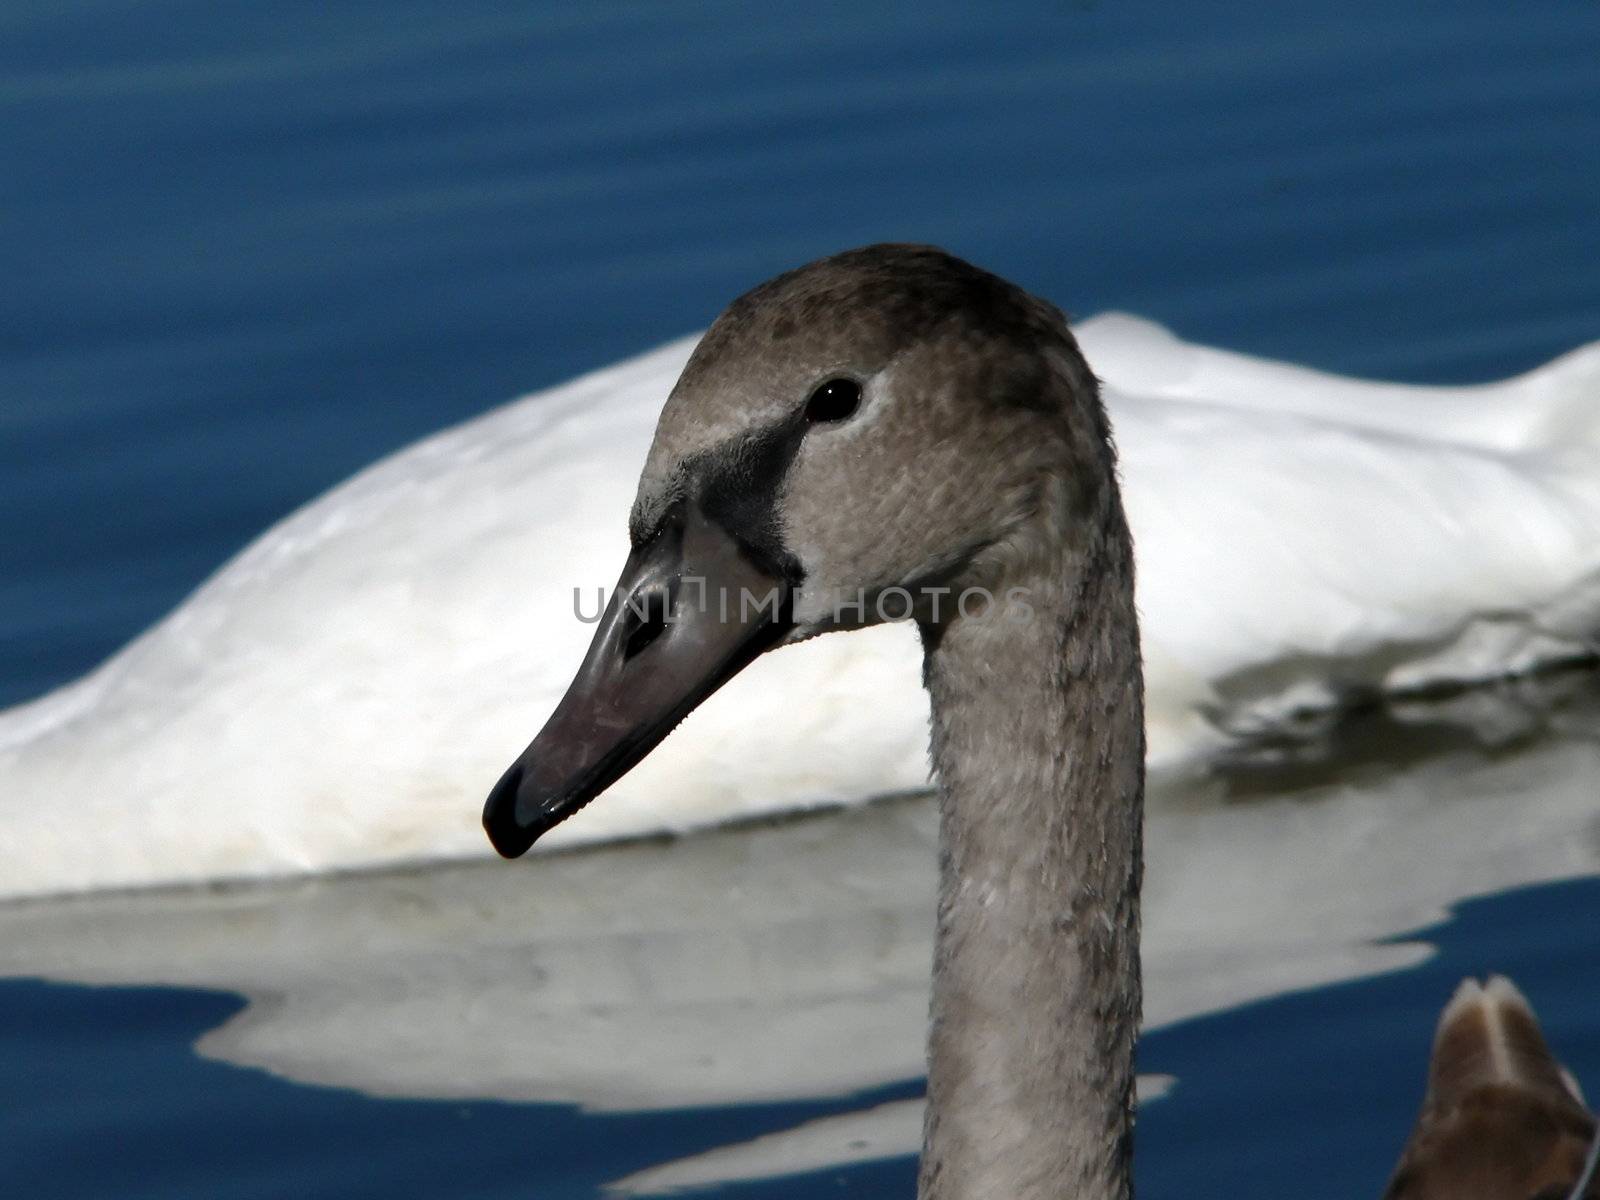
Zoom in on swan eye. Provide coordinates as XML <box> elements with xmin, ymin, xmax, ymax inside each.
<box><xmin>804</xmin><ymin>378</ymin><xmax>862</xmax><ymax>424</ymax></box>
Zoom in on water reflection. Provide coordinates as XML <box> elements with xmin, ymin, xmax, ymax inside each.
<box><xmin>0</xmin><ymin>672</ymin><xmax>1595</xmax><ymax>1185</ymax></box>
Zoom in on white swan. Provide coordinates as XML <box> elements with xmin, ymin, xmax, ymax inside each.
<box><xmin>1</xmin><ymin>288</ymin><xmax>1597</xmax><ymax>901</ymax></box>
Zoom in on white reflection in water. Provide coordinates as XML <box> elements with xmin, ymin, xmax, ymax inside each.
<box><xmin>0</xmin><ymin>673</ymin><xmax>1596</xmax><ymax>1187</ymax></box>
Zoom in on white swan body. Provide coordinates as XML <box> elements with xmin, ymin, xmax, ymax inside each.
<box><xmin>2</xmin><ymin>314</ymin><xmax>1597</xmax><ymax>899</ymax></box>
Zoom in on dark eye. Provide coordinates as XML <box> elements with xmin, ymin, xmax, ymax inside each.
<box><xmin>804</xmin><ymin>378</ymin><xmax>862</xmax><ymax>424</ymax></box>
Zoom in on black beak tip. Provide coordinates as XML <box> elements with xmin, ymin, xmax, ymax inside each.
<box><xmin>482</xmin><ymin>762</ymin><xmax>536</xmax><ymax>859</ymax></box>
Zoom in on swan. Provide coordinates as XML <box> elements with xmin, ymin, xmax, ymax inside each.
<box><xmin>4</xmin><ymin>250</ymin><xmax>1599</xmax><ymax>901</ymax></box>
<box><xmin>484</xmin><ymin>243</ymin><xmax>1152</xmax><ymax>1198</ymax></box>
<box><xmin>1387</xmin><ymin>977</ymin><xmax>1598</xmax><ymax>1200</ymax></box>
<box><xmin>483</xmin><ymin>245</ymin><xmax>1600</xmax><ymax>1198</ymax></box>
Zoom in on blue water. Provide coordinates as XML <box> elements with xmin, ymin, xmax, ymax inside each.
<box><xmin>5</xmin><ymin>875</ymin><xmax>1596</xmax><ymax>1198</ymax></box>
<box><xmin>4</xmin><ymin>0</ymin><xmax>1600</xmax><ymax>708</ymax></box>
<box><xmin>2</xmin><ymin>974</ymin><xmax>922</xmax><ymax>1198</ymax></box>
<box><xmin>5</xmin><ymin>2</ymin><xmax>1600</xmax><ymax>1196</ymax></box>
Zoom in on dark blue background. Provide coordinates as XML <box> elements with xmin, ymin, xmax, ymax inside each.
<box><xmin>4</xmin><ymin>0</ymin><xmax>1598</xmax><ymax>707</ymax></box>
<box><xmin>3</xmin><ymin>4</ymin><xmax>1599</xmax><ymax>1195</ymax></box>
<box><xmin>7</xmin><ymin>876</ymin><xmax>1595</xmax><ymax>1198</ymax></box>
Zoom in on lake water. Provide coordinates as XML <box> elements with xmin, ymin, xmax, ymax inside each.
<box><xmin>5</xmin><ymin>673</ymin><xmax>1599</xmax><ymax>1197</ymax></box>
<box><xmin>3</xmin><ymin>1</ymin><xmax>1599</xmax><ymax>1196</ymax></box>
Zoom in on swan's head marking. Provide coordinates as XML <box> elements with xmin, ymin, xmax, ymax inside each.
<box><xmin>484</xmin><ymin>243</ymin><xmax>1108</xmax><ymax>856</ymax></box>
<box><xmin>630</xmin><ymin>243</ymin><xmax>1099</xmax><ymax>637</ymax></box>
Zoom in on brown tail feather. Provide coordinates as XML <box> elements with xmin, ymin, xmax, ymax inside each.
<box><xmin>1384</xmin><ymin>977</ymin><xmax>1596</xmax><ymax>1200</ymax></box>
<box><xmin>1426</xmin><ymin>977</ymin><xmax>1579</xmax><ymax>1107</ymax></box>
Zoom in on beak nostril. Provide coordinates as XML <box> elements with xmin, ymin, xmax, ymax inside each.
<box><xmin>621</xmin><ymin>586</ymin><xmax>671</xmax><ymax>661</ymax></box>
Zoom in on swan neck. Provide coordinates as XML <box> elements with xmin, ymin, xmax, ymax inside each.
<box><xmin>917</xmin><ymin>501</ymin><xmax>1144</xmax><ymax>1200</ymax></box>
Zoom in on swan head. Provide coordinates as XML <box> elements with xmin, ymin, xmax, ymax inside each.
<box><xmin>484</xmin><ymin>243</ymin><xmax>1109</xmax><ymax>857</ymax></box>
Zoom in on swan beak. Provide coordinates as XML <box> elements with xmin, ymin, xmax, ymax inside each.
<box><xmin>482</xmin><ymin>505</ymin><xmax>793</xmax><ymax>858</ymax></box>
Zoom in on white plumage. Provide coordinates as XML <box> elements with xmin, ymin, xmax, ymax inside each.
<box><xmin>2</xmin><ymin>315</ymin><xmax>1597</xmax><ymax>899</ymax></box>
